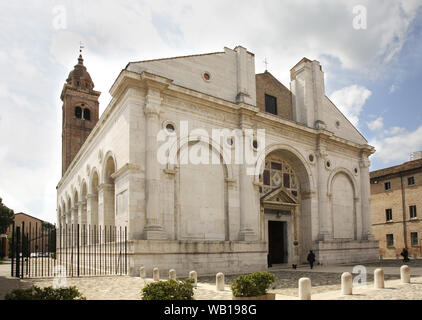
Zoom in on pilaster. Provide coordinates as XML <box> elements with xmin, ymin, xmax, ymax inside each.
<box><xmin>360</xmin><ymin>152</ymin><xmax>373</xmax><ymax>240</ymax></box>
<box><xmin>143</xmin><ymin>85</ymin><xmax>168</xmax><ymax>240</ymax></box>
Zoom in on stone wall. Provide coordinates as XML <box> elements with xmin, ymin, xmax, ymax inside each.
<box><xmin>128</xmin><ymin>240</ymin><xmax>268</xmax><ymax>277</ymax></box>
<box><xmin>127</xmin><ymin>46</ymin><xmax>256</xmax><ymax>106</ymax></box>
<box><xmin>314</xmin><ymin>239</ymin><xmax>379</xmax><ymax>265</ymax></box>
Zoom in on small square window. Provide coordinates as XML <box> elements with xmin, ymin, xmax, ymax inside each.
<box><xmin>384</xmin><ymin>181</ymin><xmax>391</xmax><ymax>191</ymax></box>
<box><xmin>410</xmin><ymin>205</ymin><xmax>417</xmax><ymax>219</ymax></box>
<box><xmin>408</xmin><ymin>176</ymin><xmax>415</xmax><ymax>186</ymax></box>
<box><xmin>385</xmin><ymin>209</ymin><xmax>393</xmax><ymax>222</ymax></box>
<box><xmin>386</xmin><ymin>234</ymin><xmax>394</xmax><ymax>247</ymax></box>
<box><xmin>411</xmin><ymin>232</ymin><xmax>419</xmax><ymax>246</ymax></box>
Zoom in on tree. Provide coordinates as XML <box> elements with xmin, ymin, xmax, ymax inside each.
<box><xmin>42</xmin><ymin>221</ymin><xmax>55</xmax><ymax>231</ymax></box>
<box><xmin>43</xmin><ymin>222</ymin><xmax>56</xmax><ymax>254</ymax></box>
<box><xmin>0</xmin><ymin>198</ymin><xmax>14</xmax><ymax>234</ymax></box>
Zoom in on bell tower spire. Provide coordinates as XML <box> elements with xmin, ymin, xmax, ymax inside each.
<box><xmin>61</xmin><ymin>49</ymin><xmax>101</xmax><ymax>176</ymax></box>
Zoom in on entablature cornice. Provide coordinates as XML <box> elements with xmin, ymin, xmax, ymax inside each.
<box><xmin>60</xmin><ymin>83</ymin><xmax>101</xmax><ymax>101</ymax></box>
<box><xmin>111</xmin><ymin>163</ymin><xmax>143</xmax><ymax>180</ymax></box>
<box><xmin>57</xmin><ymin>69</ymin><xmax>375</xmax><ymax>193</ymax></box>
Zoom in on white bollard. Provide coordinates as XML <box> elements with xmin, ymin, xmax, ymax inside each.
<box><xmin>216</xmin><ymin>272</ymin><xmax>225</xmax><ymax>291</ymax></box>
<box><xmin>189</xmin><ymin>271</ymin><xmax>197</xmax><ymax>287</ymax></box>
<box><xmin>400</xmin><ymin>265</ymin><xmax>410</xmax><ymax>284</ymax></box>
<box><xmin>374</xmin><ymin>268</ymin><xmax>384</xmax><ymax>289</ymax></box>
<box><xmin>153</xmin><ymin>267</ymin><xmax>160</xmax><ymax>281</ymax></box>
<box><xmin>341</xmin><ymin>272</ymin><xmax>353</xmax><ymax>295</ymax></box>
<box><xmin>139</xmin><ymin>266</ymin><xmax>146</xmax><ymax>278</ymax></box>
<box><xmin>298</xmin><ymin>277</ymin><xmax>311</xmax><ymax>300</ymax></box>
<box><xmin>169</xmin><ymin>269</ymin><xmax>176</xmax><ymax>280</ymax></box>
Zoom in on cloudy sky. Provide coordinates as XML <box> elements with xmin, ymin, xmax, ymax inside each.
<box><xmin>0</xmin><ymin>0</ymin><xmax>421</xmax><ymax>223</ymax></box>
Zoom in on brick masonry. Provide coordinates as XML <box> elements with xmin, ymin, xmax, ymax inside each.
<box><xmin>255</xmin><ymin>71</ymin><xmax>293</xmax><ymax>120</ymax></box>
<box><xmin>61</xmin><ymin>55</ymin><xmax>100</xmax><ymax>176</ymax></box>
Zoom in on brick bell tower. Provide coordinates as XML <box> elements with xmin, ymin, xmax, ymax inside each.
<box><xmin>61</xmin><ymin>53</ymin><xmax>101</xmax><ymax>176</ymax></box>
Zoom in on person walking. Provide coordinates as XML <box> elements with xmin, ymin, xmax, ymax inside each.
<box><xmin>307</xmin><ymin>250</ymin><xmax>316</xmax><ymax>269</ymax></box>
<box><xmin>401</xmin><ymin>248</ymin><xmax>410</xmax><ymax>263</ymax></box>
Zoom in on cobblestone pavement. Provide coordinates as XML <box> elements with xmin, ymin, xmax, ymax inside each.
<box><xmin>326</xmin><ymin>277</ymin><xmax>422</xmax><ymax>300</ymax></box>
<box><xmin>2</xmin><ymin>262</ymin><xmax>421</xmax><ymax>300</ymax></box>
<box><xmin>337</xmin><ymin>283</ymin><xmax>422</xmax><ymax>300</ymax></box>
<box><xmin>198</xmin><ymin>270</ymin><xmax>400</xmax><ymax>296</ymax></box>
<box><xmin>20</xmin><ymin>276</ymin><xmax>234</xmax><ymax>300</ymax></box>
<box><xmin>0</xmin><ymin>263</ymin><xmax>22</xmax><ymax>300</ymax></box>
<box><xmin>344</xmin><ymin>259</ymin><xmax>422</xmax><ymax>268</ymax></box>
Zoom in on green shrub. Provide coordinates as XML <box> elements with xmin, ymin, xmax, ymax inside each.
<box><xmin>5</xmin><ymin>285</ymin><xmax>86</xmax><ymax>300</ymax></box>
<box><xmin>231</xmin><ymin>272</ymin><xmax>275</xmax><ymax>297</ymax></box>
<box><xmin>141</xmin><ymin>278</ymin><xmax>195</xmax><ymax>300</ymax></box>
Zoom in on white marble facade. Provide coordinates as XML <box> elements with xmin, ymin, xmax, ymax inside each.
<box><xmin>57</xmin><ymin>46</ymin><xmax>378</xmax><ymax>276</ymax></box>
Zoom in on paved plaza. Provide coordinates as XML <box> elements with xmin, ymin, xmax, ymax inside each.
<box><xmin>1</xmin><ymin>260</ymin><xmax>422</xmax><ymax>300</ymax></box>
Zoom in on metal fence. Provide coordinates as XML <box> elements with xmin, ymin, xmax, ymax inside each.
<box><xmin>10</xmin><ymin>222</ymin><xmax>127</xmax><ymax>279</ymax></box>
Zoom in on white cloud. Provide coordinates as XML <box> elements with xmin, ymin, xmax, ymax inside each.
<box><xmin>389</xmin><ymin>84</ymin><xmax>397</xmax><ymax>93</ymax></box>
<box><xmin>370</xmin><ymin>126</ymin><xmax>422</xmax><ymax>164</ymax></box>
<box><xmin>367</xmin><ymin>117</ymin><xmax>384</xmax><ymax>131</ymax></box>
<box><xmin>329</xmin><ymin>85</ymin><xmax>372</xmax><ymax>127</ymax></box>
<box><xmin>385</xmin><ymin>126</ymin><xmax>406</xmax><ymax>135</ymax></box>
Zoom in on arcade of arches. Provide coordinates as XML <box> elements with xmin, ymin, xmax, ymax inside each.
<box><xmin>58</xmin><ymin>155</ymin><xmax>116</xmax><ymax>233</ymax></box>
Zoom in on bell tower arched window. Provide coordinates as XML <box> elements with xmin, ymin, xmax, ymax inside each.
<box><xmin>83</xmin><ymin>108</ymin><xmax>91</xmax><ymax>121</ymax></box>
<box><xmin>75</xmin><ymin>106</ymin><xmax>82</xmax><ymax>119</ymax></box>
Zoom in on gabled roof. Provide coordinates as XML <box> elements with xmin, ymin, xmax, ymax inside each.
<box><xmin>324</xmin><ymin>95</ymin><xmax>368</xmax><ymax>144</ymax></box>
<box><xmin>14</xmin><ymin>212</ymin><xmax>44</xmax><ymax>222</ymax></box>
<box><xmin>125</xmin><ymin>51</ymin><xmax>225</xmax><ymax>69</ymax></box>
<box><xmin>261</xmin><ymin>186</ymin><xmax>298</xmax><ymax>206</ymax></box>
<box><xmin>256</xmin><ymin>70</ymin><xmax>290</xmax><ymax>92</ymax></box>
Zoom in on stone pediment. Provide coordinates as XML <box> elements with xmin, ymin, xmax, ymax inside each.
<box><xmin>261</xmin><ymin>187</ymin><xmax>298</xmax><ymax>206</ymax></box>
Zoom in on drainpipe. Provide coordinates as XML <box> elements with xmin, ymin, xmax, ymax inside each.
<box><xmin>400</xmin><ymin>174</ymin><xmax>408</xmax><ymax>249</ymax></box>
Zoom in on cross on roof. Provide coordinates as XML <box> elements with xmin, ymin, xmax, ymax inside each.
<box><xmin>79</xmin><ymin>41</ymin><xmax>85</xmax><ymax>54</ymax></box>
<box><xmin>263</xmin><ymin>57</ymin><xmax>269</xmax><ymax>71</ymax></box>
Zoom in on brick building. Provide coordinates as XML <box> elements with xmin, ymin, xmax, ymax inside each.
<box><xmin>370</xmin><ymin>155</ymin><xmax>422</xmax><ymax>258</ymax></box>
<box><xmin>6</xmin><ymin>213</ymin><xmax>49</xmax><ymax>254</ymax></box>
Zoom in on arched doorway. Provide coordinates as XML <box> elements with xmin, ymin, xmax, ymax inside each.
<box><xmin>258</xmin><ymin>147</ymin><xmax>312</xmax><ymax>265</ymax></box>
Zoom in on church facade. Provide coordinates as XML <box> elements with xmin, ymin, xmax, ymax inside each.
<box><xmin>57</xmin><ymin>46</ymin><xmax>379</xmax><ymax>276</ymax></box>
